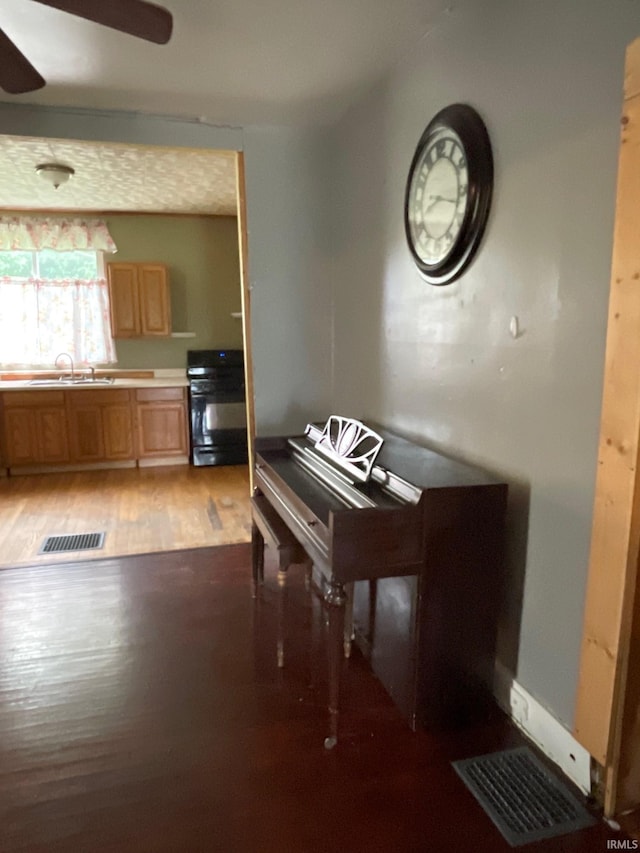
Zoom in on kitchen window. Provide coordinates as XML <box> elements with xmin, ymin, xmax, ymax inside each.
<box><xmin>0</xmin><ymin>217</ymin><xmax>118</xmax><ymax>368</ymax></box>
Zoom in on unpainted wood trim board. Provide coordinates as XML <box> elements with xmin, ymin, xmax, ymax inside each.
<box><xmin>235</xmin><ymin>152</ymin><xmax>256</xmax><ymax>492</ymax></box>
<box><xmin>573</xmin><ymin>35</ymin><xmax>640</xmax><ymax>816</ymax></box>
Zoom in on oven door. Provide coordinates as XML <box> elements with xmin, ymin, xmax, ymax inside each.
<box><xmin>191</xmin><ymin>391</ymin><xmax>246</xmax><ymax>442</ymax></box>
<box><xmin>203</xmin><ymin>399</ymin><xmax>247</xmax><ymax>433</ymax></box>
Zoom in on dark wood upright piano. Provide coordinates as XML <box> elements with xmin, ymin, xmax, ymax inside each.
<box><xmin>252</xmin><ymin>416</ymin><xmax>508</xmax><ymax>748</ymax></box>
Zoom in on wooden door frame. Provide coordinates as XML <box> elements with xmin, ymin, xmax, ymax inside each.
<box><xmin>574</xmin><ymin>36</ymin><xmax>640</xmax><ymax>817</ymax></box>
<box><xmin>235</xmin><ymin>152</ymin><xmax>256</xmax><ymax>491</ymax></box>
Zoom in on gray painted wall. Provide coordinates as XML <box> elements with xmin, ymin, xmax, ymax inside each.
<box><xmin>243</xmin><ymin>126</ymin><xmax>334</xmax><ymax>434</ymax></box>
<box><xmin>328</xmin><ymin>0</ymin><xmax>638</xmax><ymax>726</ymax></box>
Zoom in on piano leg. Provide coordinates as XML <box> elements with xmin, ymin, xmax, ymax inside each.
<box><xmin>324</xmin><ymin>580</ymin><xmax>347</xmax><ymax>750</ymax></box>
<box><xmin>251</xmin><ymin>522</ymin><xmax>264</xmax><ymax>598</ymax></box>
<box><xmin>368</xmin><ymin>578</ymin><xmax>378</xmax><ymax>644</ymax></box>
<box><xmin>343</xmin><ymin>582</ymin><xmax>355</xmax><ymax>659</ymax></box>
<box><xmin>276</xmin><ymin>569</ymin><xmax>287</xmax><ymax>668</ymax></box>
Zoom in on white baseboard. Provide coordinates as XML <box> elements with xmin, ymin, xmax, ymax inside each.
<box><xmin>494</xmin><ymin>662</ymin><xmax>592</xmax><ymax>794</ymax></box>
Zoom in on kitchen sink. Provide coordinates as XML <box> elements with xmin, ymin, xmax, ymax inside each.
<box><xmin>70</xmin><ymin>377</ymin><xmax>115</xmax><ymax>385</ymax></box>
<box><xmin>29</xmin><ymin>377</ymin><xmax>115</xmax><ymax>386</ymax></box>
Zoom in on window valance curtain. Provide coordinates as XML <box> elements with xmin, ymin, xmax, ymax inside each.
<box><xmin>0</xmin><ymin>216</ymin><xmax>118</xmax><ymax>253</ymax></box>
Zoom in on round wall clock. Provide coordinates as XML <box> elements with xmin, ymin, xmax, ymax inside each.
<box><xmin>404</xmin><ymin>103</ymin><xmax>493</xmax><ymax>286</ymax></box>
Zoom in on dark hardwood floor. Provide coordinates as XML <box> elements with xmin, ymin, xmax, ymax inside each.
<box><xmin>0</xmin><ymin>544</ymin><xmax>624</xmax><ymax>852</ymax></box>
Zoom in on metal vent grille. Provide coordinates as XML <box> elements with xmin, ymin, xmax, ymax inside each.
<box><xmin>39</xmin><ymin>532</ymin><xmax>105</xmax><ymax>555</ymax></box>
<box><xmin>452</xmin><ymin>746</ymin><xmax>596</xmax><ymax>847</ymax></box>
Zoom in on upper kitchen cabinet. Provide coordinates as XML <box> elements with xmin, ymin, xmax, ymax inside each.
<box><xmin>107</xmin><ymin>262</ymin><xmax>171</xmax><ymax>338</ymax></box>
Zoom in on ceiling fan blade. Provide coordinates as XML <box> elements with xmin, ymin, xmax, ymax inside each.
<box><xmin>31</xmin><ymin>0</ymin><xmax>173</xmax><ymax>45</ymax></box>
<box><xmin>0</xmin><ymin>28</ymin><xmax>45</xmax><ymax>94</ymax></box>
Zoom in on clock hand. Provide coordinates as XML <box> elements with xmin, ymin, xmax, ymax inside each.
<box><xmin>426</xmin><ymin>194</ymin><xmax>456</xmax><ymax>211</ymax></box>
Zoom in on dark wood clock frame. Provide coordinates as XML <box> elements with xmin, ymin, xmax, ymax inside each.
<box><xmin>404</xmin><ymin>103</ymin><xmax>493</xmax><ymax>286</ymax></box>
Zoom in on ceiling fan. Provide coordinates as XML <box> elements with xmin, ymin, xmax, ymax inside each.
<box><xmin>0</xmin><ymin>0</ymin><xmax>173</xmax><ymax>95</ymax></box>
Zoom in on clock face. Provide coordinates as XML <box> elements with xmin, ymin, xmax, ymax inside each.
<box><xmin>406</xmin><ymin>126</ymin><xmax>469</xmax><ymax>267</ymax></box>
<box><xmin>404</xmin><ymin>104</ymin><xmax>493</xmax><ymax>286</ymax></box>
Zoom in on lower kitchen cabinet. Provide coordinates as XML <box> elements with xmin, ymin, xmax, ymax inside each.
<box><xmin>104</xmin><ymin>403</ymin><xmax>136</xmax><ymax>459</ymax></box>
<box><xmin>135</xmin><ymin>387</ymin><xmax>188</xmax><ymax>459</ymax></box>
<box><xmin>68</xmin><ymin>403</ymin><xmax>104</xmax><ymax>461</ymax></box>
<box><xmin>68</xmin><ymin>389</ymin><xmax>134</xmax><ymax>463</ymax></box>
<box><xmin>1</xmin><ymin>385</ymin><xmax>187</xmax><ymax>471</ymax></box>
<box><xmin>2</xmin><ymin>391</ymin><xmax>69</xmax><ymax>466</ymax></box>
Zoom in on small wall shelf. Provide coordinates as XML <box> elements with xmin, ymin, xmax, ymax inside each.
<box><xmin>170</xmin><ymin>332</ymin><xmax>196</xmax><ymax>338</ymax></box>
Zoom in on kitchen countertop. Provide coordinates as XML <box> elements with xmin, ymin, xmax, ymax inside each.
<box><xmin>0</xmin><ymin>369</ymin><xmax>188</xmax><ymax>391</ymax></box>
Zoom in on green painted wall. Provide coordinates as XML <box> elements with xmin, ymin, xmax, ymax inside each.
<box><xmin>106</xmin><ymin>214</ymin><xmax>242</xmax><ymax>368</ymax></box>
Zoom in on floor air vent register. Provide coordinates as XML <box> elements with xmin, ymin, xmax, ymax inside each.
<box><xmin>452</xmin><ymin>746</ymin><xmax>596</xmax><ymax>847</ymax></box>
<box><xmin>39</xmin><ymin>532</ymin><xmax>105</xmax><ymax>555</ymax></box>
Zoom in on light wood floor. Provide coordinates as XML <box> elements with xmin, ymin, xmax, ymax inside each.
<box><xmin>0</xmin><ymin>464</ymin><xmax>252</xmax><ymax>568</ymax></box>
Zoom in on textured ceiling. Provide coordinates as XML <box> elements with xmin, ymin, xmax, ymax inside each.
<box><xmin>0</xmin><ymin>135</ymin><xmax>238</xmax><ymax>215</ymax></box>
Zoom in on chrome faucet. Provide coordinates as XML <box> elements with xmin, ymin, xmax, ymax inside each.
<box><xmin>54</xmin><ymin>352</ymin><xmax>75</xmax><ymax>382</ymax></box>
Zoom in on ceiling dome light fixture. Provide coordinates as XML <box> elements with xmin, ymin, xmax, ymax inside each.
<box><xmin>35</xmin><ymin>163</ymin><xmax>75</xmax><ymax>189</ymax></box>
